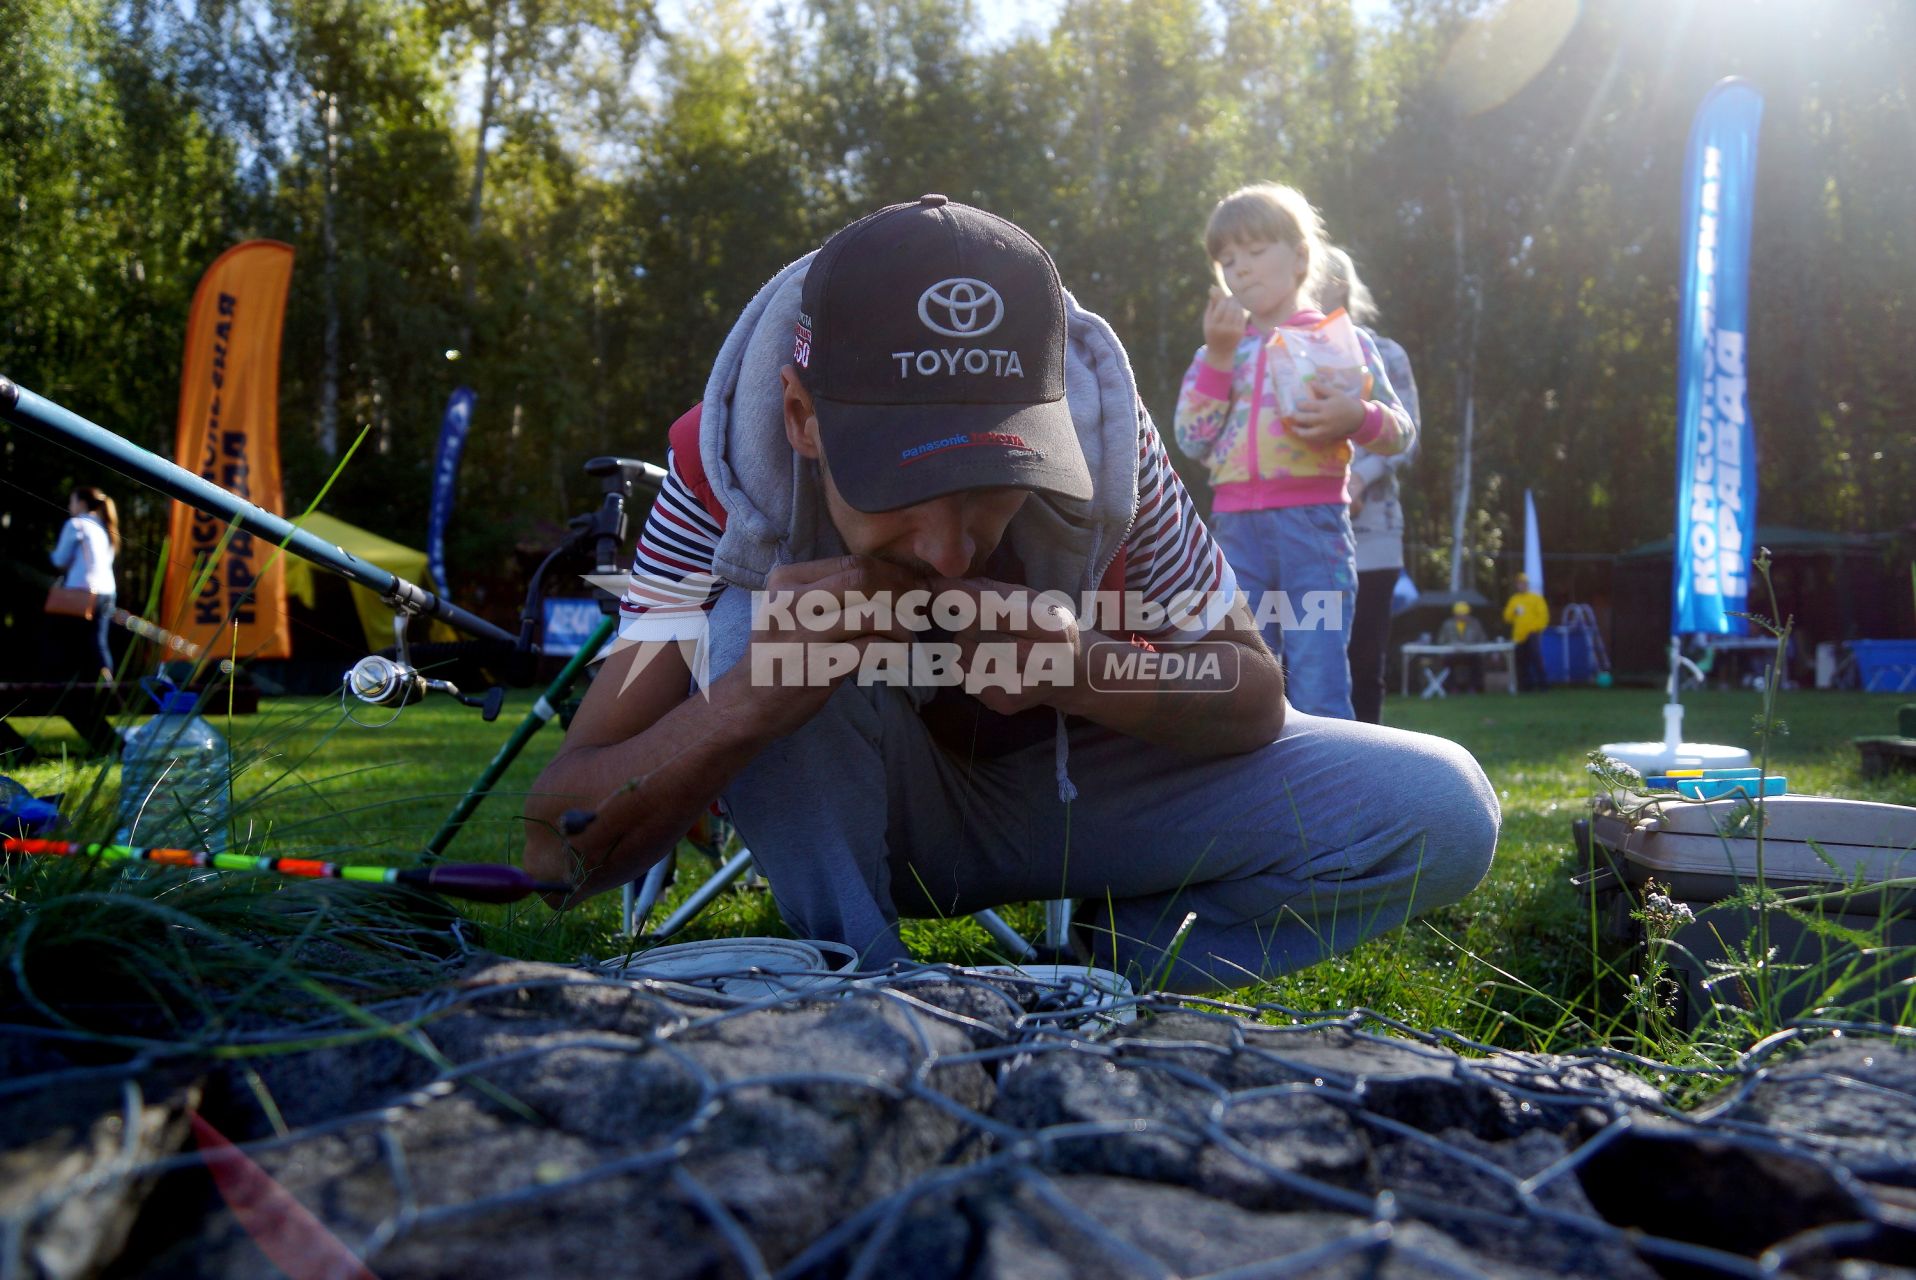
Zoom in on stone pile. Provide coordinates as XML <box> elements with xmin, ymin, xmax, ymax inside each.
<box><xmin>3</xmin><ymin>958</ymin><xmax>1913</xmax><ymax>1278</ymax></box>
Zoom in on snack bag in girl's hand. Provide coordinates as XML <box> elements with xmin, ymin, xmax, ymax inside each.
<box><xmin>1271</xmin><ymin>309</ymin><xmax>1372</xmax><ymax>422</ymax></box>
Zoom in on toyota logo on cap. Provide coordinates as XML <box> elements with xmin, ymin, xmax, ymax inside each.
<box><xmin>918</xmin><ymin>278</ymin><xmax>1004</xmax><ymax>338</ymax></box>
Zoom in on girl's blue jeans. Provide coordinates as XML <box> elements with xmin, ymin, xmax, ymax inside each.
<box><xmin>1211</xmin><ymin>505</ymin><xmax>1357</xmax><ymax>720</ymax></box>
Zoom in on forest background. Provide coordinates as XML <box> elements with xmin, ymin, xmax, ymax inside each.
<box><xmin>4</xmin><ymin>0</ymin><xmax>1912</xmax><ymax>645</ymax></box>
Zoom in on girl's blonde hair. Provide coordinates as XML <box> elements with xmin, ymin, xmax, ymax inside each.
<box><xmin>71</xmin><ymin>486</ymin><xmax>119</xmax><ymax>554</ymax></box>
<box><xmin>1319</xmin><ymin>245</ymin><xmax>1378</xmax><ymax>326</ymax></box>
<box><xmin>1204</xmin><ymin>182</ymin><xmax>1326</xmax><ymax>306</ymax></box>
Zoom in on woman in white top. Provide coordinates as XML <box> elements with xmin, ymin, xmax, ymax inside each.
<box><xmin>50</xmin><ymin>486</ymin><xmax>120</xmax><ymax>681</ymax></box>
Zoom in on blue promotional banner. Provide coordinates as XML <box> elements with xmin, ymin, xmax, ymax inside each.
<box><xmin>426</xmin><ymin>386</ymin><xmax>476</xmax><ymax>593</ymax></box>
<box><xmin>540</xmin><ymin>597</ymin><xmax>602</xmax><ymax>657</ymax></box>
<box><xmin>1672</xmin><ymin>78</ymin><xmax>1762</xmax><ymax>636</ymax></box>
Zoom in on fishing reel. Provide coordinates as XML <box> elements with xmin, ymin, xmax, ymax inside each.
<box><xmin>342</xmin><ymin>612</ymin><xmax>505</xmax><ymax>725</ymax></box>
<box><xmin>343</xmin><ymin>654</ymin><xmax>500</xmax><ymax>712</ymax></box>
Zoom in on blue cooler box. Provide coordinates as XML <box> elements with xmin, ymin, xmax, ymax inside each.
<box><xmin>1851</xmin><ymin>639</ymin><xmax>1916</xmax><ymax>693</ymax></box>
<box><xmin>1538</xmin><ymin>625</ymin><xmax>1593</xmax><ymax>684</ymax></box>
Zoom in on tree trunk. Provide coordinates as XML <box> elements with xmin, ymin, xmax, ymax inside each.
<box><xmin>461</xmin><ymin>24</ymin><xmax>501</xmax><ymax>353</ymax></box>
<box><xmin>1447</xmin><ymin>174</ymin><xmax>1478</xmax><ymax>595</ymax></box>
<box><xmin>318</xmin><ymin>89</ymin><xmax>340</xmax><ymax>458</ymax></box>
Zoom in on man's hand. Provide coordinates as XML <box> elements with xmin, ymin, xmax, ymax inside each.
<box><xmin>524</xmin><ymin>554</ymin><xmax>930</xmax><ymax>905</ymax></box>
<box><xmin>747</xmin><ymin>555</ymin><xmax>926</xmax><ymax>737</ymax></box>
<box><xmin>1287</xmin><ymin>379</ymin><xmax>1367</xmax><ymax>443</ymax></box>
<box><xmin>1202</xmin><ymin>286</ymin><xmax>1248</xmax><ymax>370</ymax></box>
<box><xmin>931</xmin><ymin>579</ymin><xmax>1286</xmax><ymax>755</ymax></box>
<box><xmin>929</xmin><ymin>577</ymin><xmax>1083</xmax><ymax>717</ymax></box>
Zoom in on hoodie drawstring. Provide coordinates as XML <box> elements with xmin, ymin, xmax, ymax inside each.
<box><xmin>1053</xmin><ymin>710</ymin><xmax>1078</xmax><ymax>803</ymax></box>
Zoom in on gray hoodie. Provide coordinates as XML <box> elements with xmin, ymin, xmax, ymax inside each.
<box><xmin>1350</xmin><ymin>333</ymin><xmax>1421</xmax><ymax>574</ymax></box>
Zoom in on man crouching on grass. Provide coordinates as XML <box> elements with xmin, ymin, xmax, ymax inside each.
<box><xmin>524</xmin><ymin>195</ymin><xmax>1498</xmax><ymax>992</ymax></box>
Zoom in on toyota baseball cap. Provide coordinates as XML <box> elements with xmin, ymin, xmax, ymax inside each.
<box><xmin>793</xmin><ymin>194</ymin><xmax>1094</xmax><ymax>513</ymax></box>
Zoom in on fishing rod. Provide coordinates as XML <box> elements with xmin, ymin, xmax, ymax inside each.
<box><xmin>3</xmin><ymin>374</ymin><xmax>662</xmax><ymax>865</ymax></box>
<box><xmin>3</xmin><ymin>839</ymin><xmax>568</xmax><ymax>905</ymax></box>
<box><xmin>0</xmin><ymin>376</ymin><xmax>515</xmax><ymax>647</ymax></box>
<box><xmin>108</xmin><ymin>605</ymin><xmax>208</xmax><ymax>660</ymax></box>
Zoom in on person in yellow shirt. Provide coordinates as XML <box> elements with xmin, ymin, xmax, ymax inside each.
<box><xmin>1437</xmin><ymin>600</ymin><xmax>1488</xmax><ymax>693</ymax></box>
<box><xmin>1503</xmin><ymin>574</ymin><xmax>1550</xmax><ymax>691</ymax></box>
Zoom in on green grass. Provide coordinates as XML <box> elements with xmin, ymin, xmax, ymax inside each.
<box><xmin>1250</xmin><ymin>688</ymin><xmax>1916</xmax><ymax>1053</ymax></box>
<box><xmin>6</xmin><ymin>686</ymin><xmax>1912</xmax><ymax>1054</ymax></box>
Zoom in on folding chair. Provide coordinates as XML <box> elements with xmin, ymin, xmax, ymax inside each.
<box><xmin>619</xmin><ymin>819</ymin><xmax>1070</xmax><ymax>962</ymax></box>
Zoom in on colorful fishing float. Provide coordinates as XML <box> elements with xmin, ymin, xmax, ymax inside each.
<box><xmin>3</xmin><ymin>839</ymin><xmax>568</xmax><ymax>905</ymax></box>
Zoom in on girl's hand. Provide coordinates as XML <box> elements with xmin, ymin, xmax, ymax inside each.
<box><xmin>1202</xmin><ymin>286</ymin><xmax>1247</xmax><ymax>369</ymax></box>
<box><xmin>1287</xmin><ymin>380</ymin><xmax>1367</xmax><ymax>443</ymax></box>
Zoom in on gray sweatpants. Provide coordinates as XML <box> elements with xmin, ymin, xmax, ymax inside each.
<box><xmin>704</xmin><ymin>586</ymin><xmax>1499</xmax><ymax>993</ymax></box>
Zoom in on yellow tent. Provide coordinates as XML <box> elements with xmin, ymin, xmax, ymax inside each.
<box><xmin>282</xmin><ymin>511</ymin><xmax>456</xmax><ymax>650</ymax></box>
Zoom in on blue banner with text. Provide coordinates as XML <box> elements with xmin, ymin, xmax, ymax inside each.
<box><xmin>427</xmin><ymin>386</ymin><xmax>476</xmax><ymax>593</ymax></box>
<box><xmin>1673</xmin><ymin>79</ymin><xmax>1763</xmax><ymax>636</ymax></box>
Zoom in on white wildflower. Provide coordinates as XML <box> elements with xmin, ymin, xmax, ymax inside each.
<box><xmin>1643</xmin><ymin>892</ymin><xmax>1695</xmax><ymax>927</ymax></box>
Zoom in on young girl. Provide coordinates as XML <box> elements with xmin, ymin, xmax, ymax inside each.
<box><xmin>1174</xmin><ymin>183</ymin><xmax>1414</xmax><ymax>719</ymax></box>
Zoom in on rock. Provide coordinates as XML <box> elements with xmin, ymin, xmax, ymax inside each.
<box><xmin>198</xmin><ymin>963</ymin><xmax>596</xmax><ymax>1138</ymax></box>
<box><xmin>138</xmin><ymin>975</ymin><xmax>995</xmax><ymax>1278</ymax></box>
<box><xmin>217</xmin><ymin>1029</ymin><xmax>439</xmax><ymax>1139</ymax></box>
<box><xmin>663</xmin><ymin>991</ymin><xmax>997</xmax><ymax>1252</ymax></box>
<box><xmin>446</xmin><ymin>959</ymin><xmax>702</xmax><ymax>1040</ymax></box>
<box><xmin>1785</xmin><ymin>1262</ymin><xmax>1916</xmax><ymax>1280</ymax></box>
<box><xmin>1197</xmin><ymin>1089</ymin><xmax>1374</xmax><ymax>1208</ymax></box>
<box><xmin>1121</xmin><ymin>1009</ymin><xmax>1469</xmax><ymax>1093</ymax></box>
<box><xmin>994</xmin><ymin>1044</ymin><xmax>1211</xmax><ymax>1185</ymax></box>
<box><xmin>1373</xmin><ymin>1126</ymin><xmax>1657</xmax><ymax>1279</ymax></box>
<box><xmin>1473</xmin><ymin>1049</ymin><xmax>1668</xmax><ymax>1128</ymax></box>
<box><xmin>143</xmin><ymin>1095</ymin><xmax>664</xmax><ymax>1280</ymax></box>
<box><xmin>1712</xmin><ymin>1035</ymin><xmax>1916</xmax><ymax>1187</ymax></box>
<box><xmin>1114</xmin><ymin>1011</ymin><xmax>1658</xmax><ymax>1140</ymax></box>
<box><xmin>993</xmin><ymin>1043</ymin><xmax>1372</xmax><ymax>1211</ymax></box>
<box><xmin>868</xmin><ymin>1172</ymin><xmax>1590</xmax><ymax>1279</ymax></box>
<box><xmin>23</xmin><ymin>968</ymin><xmax>1916</xmax><ymax>1279</ymax></box>
<box><xmin>1763</xmin><ymin>1213</ymin><xmax>1916</xmax><ymax>1280</ymax></box>
<box><xmin>1574</xmin><ymin>1120</ymin><xmax>1877</xmax><ymax>1260</ymax></box>
<box><xmin>0</xmin><ymin>1062</ymin><xmax>202</xmax><ymax>1280</ymax></box>
<box><xmin>1582</xmin><ymin>1034</ymin><xmax>1916</xmax><ymax>1269</ymax></box>
<box><xmin>996</xmin><ymin>1015</ymin><xmax>1658</xmax><ymax>1276</ymax></box>
<box><xmin>867</xmin><ymin>974</ymin><xmax>1030</xmax><ymax>1046</ymax></box>
<box><xmin>217</xmin><ymin>961</ymin><xmax>704</xmax><ymax>1139</ymax></box>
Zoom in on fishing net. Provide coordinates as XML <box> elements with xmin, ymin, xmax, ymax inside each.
<box><xmin>2</xmin><ymin>946</ymin><xmax>1912</xmax><ymax>1279</ymax></box>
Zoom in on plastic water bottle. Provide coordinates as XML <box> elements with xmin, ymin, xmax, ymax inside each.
<box><xmin>115</xmin><ymin>687</ymin><xmax>231</xmax><ymax>853</ymax></box>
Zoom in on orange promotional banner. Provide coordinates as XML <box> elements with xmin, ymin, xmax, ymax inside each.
<box><xmin>162</xmin><ymin>240</ymin><xmax>296</xmax><ymax>658</ymax></box>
